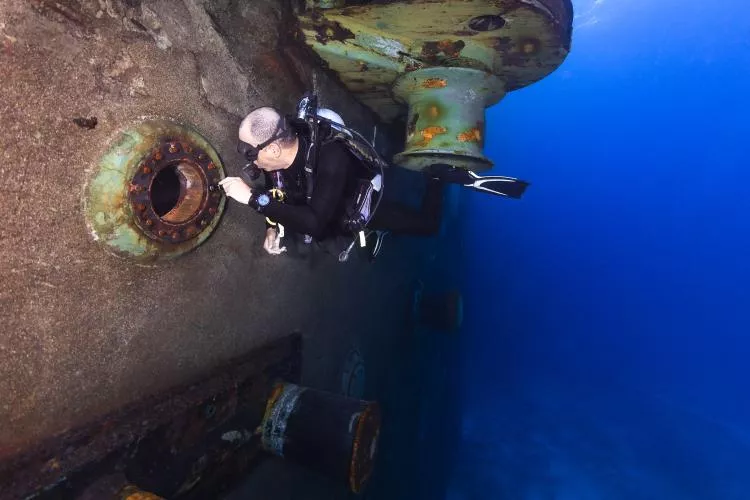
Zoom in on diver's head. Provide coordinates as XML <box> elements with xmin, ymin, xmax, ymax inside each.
<box><xmin>238</xmin><ymin>107</ymin><xmax>299</xmax><ymax>172</ymax></box>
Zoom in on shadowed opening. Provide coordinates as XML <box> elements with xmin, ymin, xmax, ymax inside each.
<box><xmin>151</xmin><ymin>162</ymin><xmax>206</xmax><ymax>223</ymax></box>
<box><xmin>468</xmin><ymin>14</ymin><xmax>506</xmax><ymax>32</ymax></box>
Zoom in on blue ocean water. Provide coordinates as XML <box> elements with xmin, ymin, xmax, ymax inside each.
<box><xmin>451</xmin><ymin>0</ymin><xmax>750</xmax><ymax>498</ymax></box>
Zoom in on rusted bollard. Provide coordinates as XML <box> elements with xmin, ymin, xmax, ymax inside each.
<box><xmin>260</xmin><ymin>383</ymin><xmax>381</xmax><ymax>493</ymax></box>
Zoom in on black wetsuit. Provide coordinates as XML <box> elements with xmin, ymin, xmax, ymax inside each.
<box><xmin>261</xmin><ymin>137</ymin><xmax>444</xmax><ymax>239</ymax></box>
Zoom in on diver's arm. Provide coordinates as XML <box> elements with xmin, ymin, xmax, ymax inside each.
<box><xmin>261</xmin><ymin>171</ymin><xmax>280</xmax><ymax>231</ymax></box>
<box><xmin>261</xmin><ymin>146</ymin><xmax>348</xmax><ymax>239</ymax></box>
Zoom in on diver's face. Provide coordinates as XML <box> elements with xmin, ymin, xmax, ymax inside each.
<box><xmin>238</xmin><ymin>131</ymin><xmax>287</xmax><ymax>172</ymax></box>
<box><xmin>254</xmin><ymin>143</ymin><xmax>285</xmax><ymax>171</ymax></box>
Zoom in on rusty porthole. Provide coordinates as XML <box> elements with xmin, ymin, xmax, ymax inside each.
<box><xmin>85</xmin><ymin>120</ymin><xmax>226</xmax><ymax>263</ymax></box>
<box><xmin>468</xmin><ymin>14</ymin><xmax>506</xmax><ymax>32</ymax></box>
<box><xmin>129</xmin><ymin>139</ymin><xmax>222</xmax><ymax>245</ymax></box>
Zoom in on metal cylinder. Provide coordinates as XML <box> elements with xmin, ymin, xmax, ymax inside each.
<box><xmin>260</xmin><ymin>383</ymin><xmax>381</xmax><ymax>493</ymax></box>
<box><xmin>418</xmin><ymin>289</ymin><xmax>464</xmax><ymax>331</ymax></box>
<box><xmin>393</xmin><ymin>67</ymin><xmax>505</xmax><ymax>172</ymax></box>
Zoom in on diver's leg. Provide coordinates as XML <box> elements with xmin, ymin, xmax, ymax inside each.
<box><xmin>369</xmin><ymin>178</ymin><xmax>444</xmax><ymax>236</ymax></box>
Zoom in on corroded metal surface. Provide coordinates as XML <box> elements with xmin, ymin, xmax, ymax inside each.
<box><xmin>0</xmin><ymin>334</ymin><xmax>302</xmax><ymax>500</ymax></box>
<box><xmin>121</xmin><ymin>485</ymin><xmax>165</xmax><ymax>500</ymax></box>
<box><xmin>297</xmin><ymin>0</ymin><xmax>573</xmax><ymax>170</ymax></box>
<box><xmin>260</xmin><ymin>383</ymin><xmax>382</xmax><ymax>494</ymax></box>
<box><xmin>260</xmin><ymin>383</ymin><xmax>305</xmax><ymax>457</ymax></box>
<box><xmin>84</xmin><ymin>120</ymin><xmax>226</xmax><ymax>262</ymax></box>
<box><xmin>350</xmin><ymin>401</ymin><xmax>381</xmax><ymax>494</ymax></box>
<box><xmin>128</xmin><ymin>139</ymin><xmax>222</xmax><ymax>245</ymax></box>
<box><xmin>298</xmin><ymin>0</ymin><xmax>572</xmax><ymax>122</ymax></box>
<box><xmin>393</xmin><ymin>67</ymin><xmax>504</xmax><ymax>171</ymax></box>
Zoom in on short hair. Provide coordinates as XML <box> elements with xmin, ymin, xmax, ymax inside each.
<box><xmin>239</xmin><ymin>107</ymin><xmax>296</xmax><ymax>148</ymax></box>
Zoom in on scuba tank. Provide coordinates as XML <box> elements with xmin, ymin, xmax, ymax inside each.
<box><xmin>289</xmin><ymin>93</ymin><xmax>388</xmax><ymax>254</ymax></box>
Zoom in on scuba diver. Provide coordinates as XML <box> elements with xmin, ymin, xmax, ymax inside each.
<box><xmin>219</xmin><ymin>94</ymin><xmax>529</xmax><ymax>261</ymax></box>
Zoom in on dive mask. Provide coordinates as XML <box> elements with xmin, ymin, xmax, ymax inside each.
<box><xmin>237</xmin><ymin>121</ymin><xmax>287</xmax><ymax>181</ymax></box>
<box><xmin>237</xmin><ymin>121</ymin><xmax>286</xmax><ymax>163</ymax></box>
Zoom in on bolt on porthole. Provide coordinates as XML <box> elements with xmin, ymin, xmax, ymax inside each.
<box><xmin>84</xmin><ymin>120</ymin><xmax>226</xmax><ymax>263</ymax></box>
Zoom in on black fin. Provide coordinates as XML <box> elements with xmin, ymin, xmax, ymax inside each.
<box><xmin>427</xmin><ymin>164</ymin><xmax>530</xmax><ymax>199</ymax></box>
<box><xmin>467</xmin><ymin>177</ymin><xmax>530</xmax><ymax>199</ymax></box>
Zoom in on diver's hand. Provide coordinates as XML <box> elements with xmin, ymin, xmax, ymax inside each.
<box><xmin>263</xmin><ymin>227</ymin><xmax>287</xmax><ymax>256</ymax></box>
<box><xmin>218</xmin><ymin>177</ymin><xmax>252</xmax><ymax>204</ymax></box>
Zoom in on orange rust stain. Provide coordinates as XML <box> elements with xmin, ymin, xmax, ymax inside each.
<box><xmin>422</xmin><ymin>78</ymin><xmax>447</xmax><ymax>89</ymax></box>
<box><xmin>457</xmin><ymin>127</ymin><xmax>482</xmax><ymax>143</ymax></box>
<box><xmin>520</xmin><ymin>38</ymin><xmax>541</xmax><ymax>55</ymax></box>
<box><xmin>110</xmin><ymin>189</ymin><xmax>125</xmax><ymax>208</ymax></box>
<box><xmin>437</xmin><ymin>39</ymin><xmax>465</xmax><ymax>58</ymax></box>
<box><xmin>121</xmin><ymin>485</ymin><xmax>165</xmax><ymax>500</ymax></box>
<box><xmin>263</xmin><ymin>383</ymin><xmax>285</xmax><ymax>421</ymax></box>
<box><xmin>421</xmin><ymin>39</ymin><xmax>465</xmax><ymax>61</ymax></box>
<box><xmin>123</xmin><ymin>492</ymin><xmax>164</xmax><ymax>500</ymax></box>
<box><xmin>349</xmin><ymin>402</ymin><xmax>381</xmax><ymax>493</ymax></box>
<box><xmin>416</xmin><ymin>126</ymin><xmax>447</xmax><ymax>147</ymax></box>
